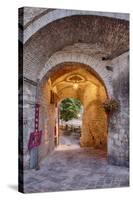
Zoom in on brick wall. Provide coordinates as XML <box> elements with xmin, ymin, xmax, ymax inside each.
<box><xmin>23</xmin><ymin>15</ymin><xmax>129</xmax><ymax>83</ymax></box>
<box><xmin>21</xmin><ymin>8</ymin><xmax>129</xmax><ymax>43</ymax></box>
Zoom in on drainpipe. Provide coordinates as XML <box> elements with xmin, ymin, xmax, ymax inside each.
<box><xmin>29</xmin><ymin>79</ymin><xmax>40</xmax><ymax>170</ymax></box>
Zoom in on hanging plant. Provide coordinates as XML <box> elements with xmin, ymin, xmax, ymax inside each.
<box><xmin>102</xmin><ymin>98</ymin><xmax>120</xmax><ymax>113</ymax></box>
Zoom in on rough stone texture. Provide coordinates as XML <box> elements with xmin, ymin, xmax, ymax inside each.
<box><xmin>81</xmin><ymin>100</ymin><xmax>107</xmax><ymax>149</ymax></box>
<box><xmin>80</xmin><ymin>79</ymin><xmax>107</xmax><ymax>148</ymax></box>
<box><xmin>38</xmin><ymin>80</ymin><xmax>56</xmax><ymax>163</ymax></box>
<box><xmin>23</xmin><ymin>15</ymin><xmax>129</xmax><ymax>82</ymax></box>
<box><xmin>21</xmin><ymin>8</ymin><xmax>129</xmax><ymax>170</ymax></box>
<box><xmin>21</xmin><ymin>8</ymin><xmax>129</xmax><ymax>43</ymax></box>
<box><xmin>108</xmin><ymin>52</ymin><xmax>129</xmax><ymax>167</ymax></box>
<box><xmin>23</xmin><ymin>79</ymin><xmax>56</xmax><ymax>169</ymax></box>
<box><xmin>19</xmin><ymin>7</ymin><xmax>48</xmax><ymax>27</ymax></box>
<box><xmin>23</xmin><ymin>81</ymin><xmax>36</xmax><ymax>169</ymax></box>
<box><xmin>24</xmin><ymin>146</ymin><xmax>129</xmax><ymax>193</ymax></box>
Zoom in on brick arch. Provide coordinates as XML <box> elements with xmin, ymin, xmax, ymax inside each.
<box><xmin>23</xmin><ymin>15</ymin><xmax>129</xmax><ymax>81</ymax></box>
<box><xmin>23</xmin><ymin>9</ymin><xmax>129</xmax><ymax>43</ymax></box>
<box><xmin>38</xmin><ymin>52</ymin><xmax>113</xmax><ymax>97</ymax></box>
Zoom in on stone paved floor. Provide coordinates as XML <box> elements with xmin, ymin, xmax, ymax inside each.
<box><xmin>59</xmin><ymin>133</ymin><xmax>80</xmax><ymax>147</ymax></box>
<box><xmin>24</xmin><ymin>144</ymin><xmax>129</xmax><ymax>193</ymax></box>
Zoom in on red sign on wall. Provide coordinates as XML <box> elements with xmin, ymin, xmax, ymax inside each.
<box><xmin>28</xmin><ymin>103</ymin><xmax>43</xmax><ymax>150</ymax></box>
<box><xmin>28</xmin><ymin>131</ymin><xmax>42</xmax><ymax>151</ymax></box>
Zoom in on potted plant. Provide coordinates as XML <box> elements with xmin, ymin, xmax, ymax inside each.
<box><xmin>102</xmin><ymin>98</ymin><xmax>120</xmax><ymax>114</ymax></box>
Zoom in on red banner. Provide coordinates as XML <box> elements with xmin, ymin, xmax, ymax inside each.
<box><xmin>28</xmin><ymin>131</ymin><xmax>42</xmax><ymax>151</ymax></box>
<box><xmin>34</xmin><ymin>103</ymin><xmax>40</xmax><ymax>131</ymax></box>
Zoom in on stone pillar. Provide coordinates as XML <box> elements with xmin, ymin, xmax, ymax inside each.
<box><xmin>80</xmin><ymin>100</ymin><xmax>107</xmax><ymax>149</ymax></box>
<box><xmin>38</xmin><ymin>80</ymin><xmax>56</xmax><ymax>163</ymax></box>
<box><xmin>23</xmin><ymin>81</ymin><xmax>36</xmax><ymax>169</ymax></box>
<box><xmin>108</xmin><ymin>52</ymin><xmax>129</xmax><ymax>167</ymax></box>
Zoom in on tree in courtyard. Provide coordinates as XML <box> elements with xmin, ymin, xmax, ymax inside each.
<box><xmin>60</xmin><ymin>98</ymin><xmax>82</xmax><ymax>121</ymax></box>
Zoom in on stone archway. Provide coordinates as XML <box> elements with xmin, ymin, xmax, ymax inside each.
<box><xmin>38</xmin><ymin>52</ymin><xmax>112</xmax><ymax>96</ymax></box>
<box><xmin>21</xmin><ymin>9</ymin><xmax>129</xmax><ymax>170</ymax></box>
<box><xmin>22</xmin><ymin>9</ymin><xmax>129</xmax><ymax>43</ymax></box>
<box><xmin>38</xmin><ymin>61</ymin><xmax>108</xmax><ymax>163</ymax></box>
<box><xmin>20</xmin><ymin>8</ymin><xmax>129</xmax><ymax>193</ymax></box>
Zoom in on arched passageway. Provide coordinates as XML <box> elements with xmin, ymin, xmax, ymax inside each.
<box><xmin>58</xmin><ymin>97</ymin><xmax>83</xmax><ymax>148</ymax></box>
<box><xmin>19</xmin><ymin>7</ymin><xmax>129</xmax><ymax>193</ymax></box>
<box><xmin>23</xmin><ymin>61</ymin><xmax>129</xmax><ymax>193</ymax></box>
<box><xmin>38</xmin><ymin>62</ymin><xmax>108</xmax><ymax>163</ymax></box>
<box><xmin>21</xmin><ymin>11</ymin><xmax>129</xmax><ymax>170</ymax></box>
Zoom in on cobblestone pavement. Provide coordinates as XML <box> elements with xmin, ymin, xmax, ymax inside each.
<box><xmin>59</xmin><ymin>133</ymin><xmax>80</xmax><ymax>147</ymax></box>
<box><xmin>24</xmin><ymin>144</ymin><xmax>129</xmax><ymax>193</ymax></box>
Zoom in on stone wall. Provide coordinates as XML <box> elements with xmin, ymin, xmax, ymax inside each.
<box><xmin>23</xmin><ymin>81</ymin><xmax>36</xmax><ymax>169</ymax></box>
<box><xmin>108</xmin><ymin>52</ymin><xmax>129</xmax><ymax>167</ymax></box>
<box><xmin>23</xmin><ymin>78</ymin><xmax>56</xmax><ymax>169</ymax></box>
<box><xmin>38</xmin><ymin>79</ymin><xmax>56</xmax><ymax>164</ymax></box>
<box><xmin>21</xmin><ymin>8</ymin><xmax>129</xmax><ymax>43</ymax></box>
<box><xmin>38</xmin><ymin>53</ymin><xmax>113</xmax><ymax>97</ymax></box>
<box><xmin>80</xmin><ymin>83</ymin><xmax>107</xmax><ymax>149</ymax></box>
<box><xmin>23</xmin><ymin>15</ymin><xmax>129</xmax><ymax>83</ymax></box>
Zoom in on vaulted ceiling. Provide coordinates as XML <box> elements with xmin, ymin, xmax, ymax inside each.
<box><xmin>23</xmin><ymin>14</ymin><xmax>129</xmax><ymax>81</ymax></box>
<box><xmin>45</xmin><ymin>62</ymin><xmax>107</xmax><ymax>103</ymax></box>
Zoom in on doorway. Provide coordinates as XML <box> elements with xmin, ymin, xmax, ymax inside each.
<box><xmin>39</xmin><ymin>62</ymin><xmax>108</xmax><ymax>163</ymax></box>
<box><xmin>57</xmin><ymin>98</ymin><xmax>83</xmax><ymax>149</ymax></box>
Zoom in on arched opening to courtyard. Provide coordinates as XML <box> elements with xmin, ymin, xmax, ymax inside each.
<box><xmin>58</xmin><ymin>97</ymin><xmax>83</xmax><ymax>148</ymax></box>
<box><xmin>38</xmin><ymin>62</ymin><xmax>108</xmax><ymax>162</ymax></box>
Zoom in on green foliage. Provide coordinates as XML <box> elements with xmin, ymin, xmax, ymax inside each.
<box><xmin>60</xmin><ymin>98</ymin><xmax>82</xmax><ymax>121</ymax></box>
<box><xmin>103</xmin><ymin>98</ymin><xmax>120</xmax><ymax>113</ymax></box>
